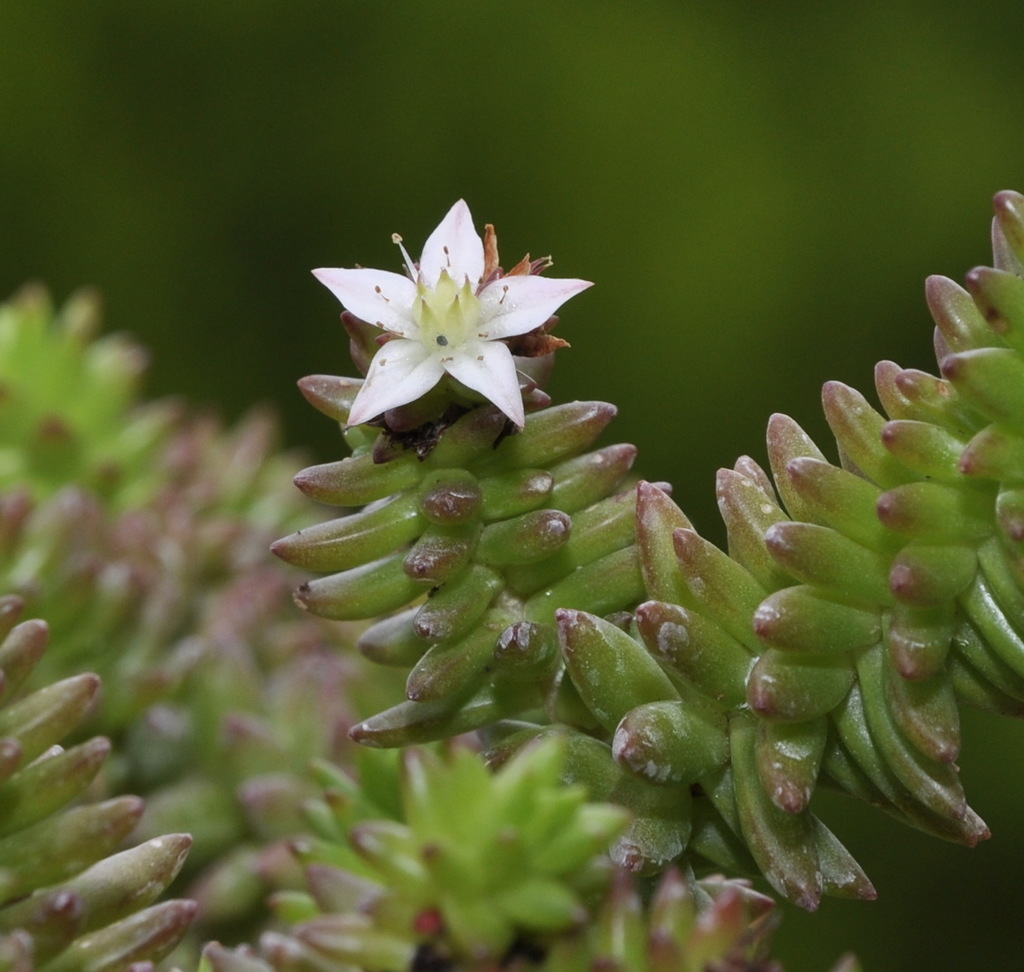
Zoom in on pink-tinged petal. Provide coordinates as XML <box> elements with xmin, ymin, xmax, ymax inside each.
<box><xmin>313</xmin><ymin>267</ymin><xmax>419</xmax><ymax>336</ymax></box>
<box><xmin>443</xmin><ymin>340</ymin><xmax>525</xmax><ymax>428</ymax></box>
<box><xmin>419</xmin><ymin>200</ymin><xmax>485</xmax><ymax>290</ymax></box>
<box><xmin>478</xmin><ymin>275</ymin><xmax>593</xmax><ymax>339</ymax></box>
<box><xmin>347</xmin><ymin>340</ymin><xmax>444</xmax><ymax>425</ymax></box>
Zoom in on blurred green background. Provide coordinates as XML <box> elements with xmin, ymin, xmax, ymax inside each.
<box><xmin>3</xmin><ymin>1</ymin><xmax>1024</xmax><ymax>967</ymax></box>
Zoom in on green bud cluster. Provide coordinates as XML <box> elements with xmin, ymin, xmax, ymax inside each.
<box><xmin>0</xmin><ymin>594</ymin><xmax>195</xmax><ymax>969</ymax></box>
<box><xmin>198</xmin><ymin>738</ymin><xmax>807</xmax><ymax>972</ymax></box>
<box><xmin>274</xmin><ymin>376</ymin><xmax>646</xmax><ymax>746</ymax></box>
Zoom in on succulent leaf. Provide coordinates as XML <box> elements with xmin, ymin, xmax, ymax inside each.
<box><xmin>0</xmin><ymin>598</ymin><xmax>195</xmax><ymax>967</ymax></box>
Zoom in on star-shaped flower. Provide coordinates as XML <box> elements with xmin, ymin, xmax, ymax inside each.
<box><xmin>313</xmin><ymin>200</ymin><xmax>592</xmax><ymax>429</ymax></box>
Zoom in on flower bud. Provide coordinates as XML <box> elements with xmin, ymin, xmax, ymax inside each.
<box><xmin>0</xmin><ymin>673</ymin><xmax>100</xmax><ymax>765</ymax></box>
<box><xmin>941</xmin><ymin>347</ymin><xmax>1024</xmax><ymax>433</ymax></box>
<box><xmin>524</xmin><ymin>546</ymin><xmax>644</xmax><ymax>624</ymax></box>
<box><xmin>754</xmin><ymin>586</ymin><xmax>881</xmax><ymax>655</ymax></box>
<box><xmin>964</xmin><ymin>264</ymin><xmax>1024</xmax><ymax>354</ymax></box>
<box><xmin>476</xmin><ymin>509</ymin><xmax>571</xmax><ymax>567</ymax></box>
<box><xmin>412</xmin><ymin>564</ymin><xmax>503</xmax><ymax>643</ymax></box>
<box><xmin>887</xmin><ymin>601</ymin><xmax>955</xmax><ymax>679</ymax></box>
<box><xmin>634</xmin><ymin>600</ymin><xmax>750</xmax><ymax>709</ymax></box>
<box><xmin>417</xmin><ymin>470</ymin><xmax>482</xmax><ymax>525</ymax></box>
<box><xmin>673</xmin><ymin>529</ymin><xmax>767</xmax><ymax>652</ymax></box>
<box><xmin>994</xmin><ymin>190</ymin><xmax>1024</xmax><ymax>266</ymax></box>
<box><xmin>297</xmin><ymin>374</ymin><xmax>362</xmax><ymax>424</ymax></box>
<box><xmin>888</xmin><ymin>542</ymin><xmax>978</xmax><ymax>606</ymax></box>
<box><xmin>781</xmin><ymin>457</ymin><xmax>896</xmax><ymax>553</ymax></box>
<box><xmin>960</xmin><ymin>424</ymin><xmax>1024</xmax><ymax>480</ymax></box>
<box><xmin>925</xmin><ymin>274</ymin><xmax>995</xmax><ymax>353</ymax></box>
<box><xmin>747</xmin><ymin>650</ymin><xmax>855</xmax><ymax>722</ymax></box>
<box><xmin>493</xmin><ymin>402</ymin><xmax>617</xmax><ymax>470</ymax></box>
<box><xmin>612</xmin><ymin>700</ymin><xmax>728</xmax><ymax>785</ymax></box>
<box><xmin>557</xmin><ymin>610</ymin><xmax>679</xmax><ymax>733</ymax></box>
<box><xmin>884</xmin><ymin>665</ymin><xmax>959</xmax><ymax>764</ymax></box>
<box><xmin>877</xmin><ymin>480</ymin><xmax>993</xmax><ymax>543</ymax></box>
<box><xmin>636</xmin><ymin>481</ymin><xmax>694</xmax><ymax>607</ymax></box>
<box><xmin>548</xmin><ymin>443</ymin><xmax>636</xmax><ymax>512</ymax></box>
<box><xmin>406</xmin><ymin>609</ymin><xmax>516</xmax><ymax>704</ymax></box>
<box><xmin>294</xmin><ymin>553</ymin><xmax>426</xmax><ymax>621</ymax></box>
<box><xmin>477</xmin><ymin>468</ymin><xmax>553</xmax><ymax>521</ymax></box>
<box><xmin>0</xmin><ymin>737</ymin><xmax>110</xmax><ymax>836</ymax></box>
<box><xmin>754</xmin><ymin>717</ymin><xmax>826</xmax><ymax>814</ymax></box>
<box><xmin>764</xmin><ymin>521</ymin><xmax>893</xmax><ymax>605</ymax></box>
<box><xmin>293</xmin><ymin>452</ymin><xmax>422</xmax><ymax>506</ymax></box>
<box><xmin>880</xmin><ymin>419</ymin><xmax>970</xmax><ymax>484</ymax></box>
<box><xmin>765</xmin><ymin>413</ymin><xmax>827</xmax><ymax>523</ymax></box>
<box><xmin>822</xmin><ymin>381</ymin><xmax>915</xmax><ymax>488</ymax></box>
<box><xmin>729</xmin><ymin>713</ymin><xmax>823</xmax><ymax>910</ymax></box>
<box><xmin>271</xmin><ymin>494</ymin><xmax>422</xmax><ymax>572</ymax></box>
<box><xmin>716</xmin><ymin>468</ymin><xmax>791</xmax><ymax>591</ymax></box>
<box><xmin>402</xmin><ymin>524</ymin><xmax>479</xmax><ymax>584</ymax></box>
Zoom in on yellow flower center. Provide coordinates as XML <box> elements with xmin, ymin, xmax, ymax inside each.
<box><xmin>414</xmin><ymin>270</ymin><xmax>483</xmax><ymax>353</ymax></box>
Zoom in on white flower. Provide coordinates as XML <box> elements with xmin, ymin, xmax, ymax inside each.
<box><xmin>313</xmin><ymin>200</ymin><xmax>592</xmax><ymax>429</ymax></box>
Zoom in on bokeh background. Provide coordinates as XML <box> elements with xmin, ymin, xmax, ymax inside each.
<box><xmin>3</xmin><ymin>2</ymin><xmax>1024</xmax><ymax>967</ymax></box>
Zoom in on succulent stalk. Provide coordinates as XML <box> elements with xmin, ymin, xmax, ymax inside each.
<box><xmin>280</xmin><ymin>191</ymin><xmax>1024</xmax><ymax>917</ymax></box>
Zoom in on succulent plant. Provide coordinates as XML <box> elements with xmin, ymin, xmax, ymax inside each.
<box><xmin>198</xmin><ymin>737</ymin><xmax>800</xmax><ymax>972</ymax></box>
<box><xmin>0</xmin><ymin>286</ymin><xmax>365</xmax><ymax>953</ymax></box>
<box><xmin>278</xmin><ymin>190</ymin><xmax>1024</xmax><ymax>917</ymax></box>
<box><xmin>0</xmin><ymin>593</ymin><xmax>195</xmax><ymax>969</ymax></box>
<box><xmin>0</xmin><ymin>285</ymin><xmax>172</xmax><ymax>507</ymax></box>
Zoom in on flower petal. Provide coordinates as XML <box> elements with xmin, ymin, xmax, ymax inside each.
<box><xmin>419</xmin><ymin>200</ymin><xmax>485</xmax><ymax>291</ymax></box>
<box><xmin>443</xmin><ymin>340</ymin><xmax>525</xmax><ymax>428</ymax></box>
<box><xmin>478</xmin><ymin>275</ymin><xmax>593</xmax><ymax>339</ymax></box>
<box><xmin>347</xmin><ymin>340</ymin><xmax>445</xmax><ymax>425</ymax></box>
<box><xmin>313</xmin><ymin>268</ymin><xmax>419</xmax><ymax>336</ymax></box>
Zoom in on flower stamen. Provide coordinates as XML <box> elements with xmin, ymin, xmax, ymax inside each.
<box><xmin>392</xmin><ymin>233</ymin><xmax>418</xmax><ymax>279</ymax></box>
